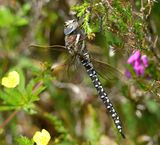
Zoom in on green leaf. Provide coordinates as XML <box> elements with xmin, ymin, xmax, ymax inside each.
<box><xmin>26</xmin><ymin>80</ymin><xmax>35</xmax><ymax>98</ymax></box>
<box><xmin>16</xmin><ymin>78</ymin><xmax>45</xmax><ymax>106</ymax></box>
<box><xmin>22</xmin><ymin>3</ymin><xmax>31</xmax><ymax>14</ymax></box>
<box><xmin>16</xmin><ymin>68</ymin><xmax>26</xmax><ymax>92</ymax></box>
<box><xmin>0</xmin><ymin>6</ymin><xmax>14</xmax><ymax>27</ymax></box>
<box><xmin>23</xmin><ymin>103</ymin><xmax>37</xmax><ymax>114</ymax></box>
<box><xmin>146</xmin><ymin>100</ymin><xmax>160</xmax><ymax>114</ymax></box>
<box><xmin>121</xmin><ymin>100</ymin><xmax>137</xmax><ymax>137</ymax></box>
<box><xmin>44</xmin><ymin>113</ymin><xmax>67</xmax><ymax>134</ymax></box>
<box><xmin>15</xmin><ymin>17</ymin><xmax>29</xmax><ymax>26</ymax></box>
<box><xmin>0</xmin><ymin>105</ymin><xmax>17</xmax><ymax>111</ymax></box>
<box><xmin>33</xmin><ymin>85</ymin><xmax>46</xmax><ymax>98</ymax></box>
<box><xmin>84</xmin><ymin>105</ymin><xmax>101</xmax><ymax>145</ymax></box>
<box><xmin>16</xmin><ymin>136</ymin><xmax>34</xmax><ymax>145</ymax></box>
<box><xmin>71</xmin><ymin>2</ymin><xmax>89</xmax><ymax>18</ymax></box>
<box><xmin>26</xmin><ymin>80</ymin><xmax>45</xmax><ymax>102</ymax></box>
<box><xmin>1</xmin><ymin>88</ymin><xmax>25</xmax><ymax>106</ymax></box>
<box><xmin>28</xmin><ymin>94</ymin><xmax>39</xmax><ymax>103</ymax></box>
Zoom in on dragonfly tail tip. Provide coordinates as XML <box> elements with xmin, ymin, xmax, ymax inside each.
<box><xmin>121</xmin><ymin>132</ymin><xmax>126</xmax><ymax>139</ymax></box>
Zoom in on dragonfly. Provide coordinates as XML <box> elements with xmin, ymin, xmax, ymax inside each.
<box><xmin>30</xmin><ymin>19</ymin><xmax>125</xmax><ymax>138</ymax></box>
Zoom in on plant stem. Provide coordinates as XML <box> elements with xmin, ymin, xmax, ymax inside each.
<box><xmin>0</xmin><ymin>110</ymin><xmax>19</xmax><ymax>128</ymax></box>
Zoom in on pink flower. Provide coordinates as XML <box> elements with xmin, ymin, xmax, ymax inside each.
<box><xmin>127</xmin><ymin>50</ymin><xmax>141</xmax><ymax>64</ymax></box>
<box><xmin>134</xmin><ymin>60</ymin><xmax>141</xmax><ymax>68</ymax></box>
<box><xmin>134</xmin><ymin>64</ymin><xmax>145</xmax><ymax>76</ymax></box>
<box><xmin>141</xmin><ymin>55</ymin><xmax>148</xmax><ymax>68</ymax></box>
<box><xmin>133</xmin><ymin>50</ymin><xmax>141</xmax><ymax>60</ymax></box>
<box><xmin>125</xmin><ymin>50</ymin><xmax>149</xmax><ymax>78</ymax></box>
<box><xmin>125</xmin><ymin>70</ymin><xmax>131</xmax><ymax>78</ymax></box>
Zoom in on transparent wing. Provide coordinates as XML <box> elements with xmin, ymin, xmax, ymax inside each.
<box><xmin>29</xmin><ymin>44</ymin><xmax>68</xmax><ymax>60</ymax></box>
<box><xmin>110</xmin><ymin>45</ymin><xmax>131</xmax><ymax>58</ymax></box>
<box><xmin>85</xmin><ymin>43</ymin><xmax>127</xmax><ymax>81</ymax></box>
<box><xmin>28</xmin><ymin>44</ymin><xmax>68</xmax><ymax>62</ymax></box>
<box><xmin>91</xmin><ymin>58</ymin><xmax>124</xmax><ymax>81</ymax></box>
<box><xmin>50</xmin><ymin>55</ymin><xmax>84</xmax><ymax>83</ymax></box>
<box><xmin>28</xmin><ymin>44</ymin><xmax>83</xmax><ymax>83</ymax></box>
<box><xmin>87</xmin><ymin>42</ymin><xmax>130</xmax><ymax>59</ymax></box>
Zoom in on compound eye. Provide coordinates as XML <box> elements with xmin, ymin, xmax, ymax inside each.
<box><xmin>64</xmin><ymin>19</ymin><xmax>78</xmax><ymax>35</ymax></box>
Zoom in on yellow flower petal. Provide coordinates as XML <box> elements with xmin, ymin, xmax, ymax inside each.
<box><xmin>33</xmin><ymin>129</ymin><xmax>51</xmax><ymax>145</ymax></box>
<box><xmin>1</xmin><ymin>71</ymin><xmax>20</xmax><ymax>88</ymax></box>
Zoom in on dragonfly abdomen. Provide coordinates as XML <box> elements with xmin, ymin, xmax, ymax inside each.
<box><xmin>80</xmin><ymin>58</ymin><xmax>125</xmax><ymax>138</ymax></box>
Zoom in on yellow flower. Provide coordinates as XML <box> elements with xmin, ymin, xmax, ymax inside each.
<box><xmin>33</xmin><ymin>129</ymin><xmax>51</xmax><ymax>145</ymax></box>
<box><xmin>1</xmin><ymin>71</ymin><xmax>20</xmax><ymax>88</ymax></box>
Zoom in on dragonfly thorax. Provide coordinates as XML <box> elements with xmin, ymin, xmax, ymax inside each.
<box><xmin>64</xmin><ymin>19</ymin><xmax>90</xmax><ymax>61</ymax></box>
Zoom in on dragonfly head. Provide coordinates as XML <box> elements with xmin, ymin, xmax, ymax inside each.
<box><xmin>64</xmin><ymin>19</ymin><xmax>79</xmax><ymax>35</ymax></box>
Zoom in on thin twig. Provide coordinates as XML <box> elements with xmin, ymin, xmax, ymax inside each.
<box><xmin>0</xmin><ymin>110</ymin><xmax>19</xmax><ymax>128</ymax></box>
<box><xmin>32</xmin><ymin>81</ymin><xmax>44</xmax><ymax>93</ymax></box>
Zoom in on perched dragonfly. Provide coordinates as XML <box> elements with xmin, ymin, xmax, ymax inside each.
<box><xmin>30</xmin><ymin>19</ymin><xmax>125</xmax><ymax>138</ymax></box>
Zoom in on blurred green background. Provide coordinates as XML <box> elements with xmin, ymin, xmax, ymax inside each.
<box><xmin>0</xmin><ymin>0</ymin><xmax>160</xmax><ymax>145</ymax></box>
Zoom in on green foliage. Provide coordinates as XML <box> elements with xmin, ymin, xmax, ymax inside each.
<box><xmin>0</xmin><ymin>4</ymin><xmax>30</xmax><ymax>49</ymax></box>
<box><xmin>0</xmin><ymin>69</ymin><xmax>45</xmax><ymax>113</ymax></box>
<box><xmin>44</xmin><ymin>113</ymin><xmax>77</xmax><ymax>145</ymax></box>
<box><xmin>108</xmin><ymin>1</ymin><xmax>132</xmax><ymax>33</ymax></box>
<box><xmin>44</xmin><ymin>113</ymin><xmax>67</xmax><ymax>135</ymax></box>
<box><xmin>72</xmin><ymin>2</ymin><xmax>89</xmax><ymax>18</ymax></box>
<box><xmin>122</xmin><ymin>100</ymin><xmax>137</xmax><ymax>138</ymax></box>
<box><xmin>0</xmin><ymin>4</ymin><xmax>30</xmax><ymax>27</ymax></box>
<box><xmin>133</xmin><ymin>20</ymin><xmax>144</xmax><ymax>41</ymax></box>
<box><xmin>72</xmin><ymin>1</ymin><xmax>105</xmax><ymax>35</ymax></box>
<box><xmin>84</xmin><ymin>105</ymin><xmax>101</xmax><ymax>145</ymax></box>
<box><xmin>146</xmin><ymin>100</ymin><xmax>160</xmax><ymax>115</ymax></box>
<box><xmin>16</xmin><ymin>136</ymin><xmax>34</xmax><ymax>145</ymax></box>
